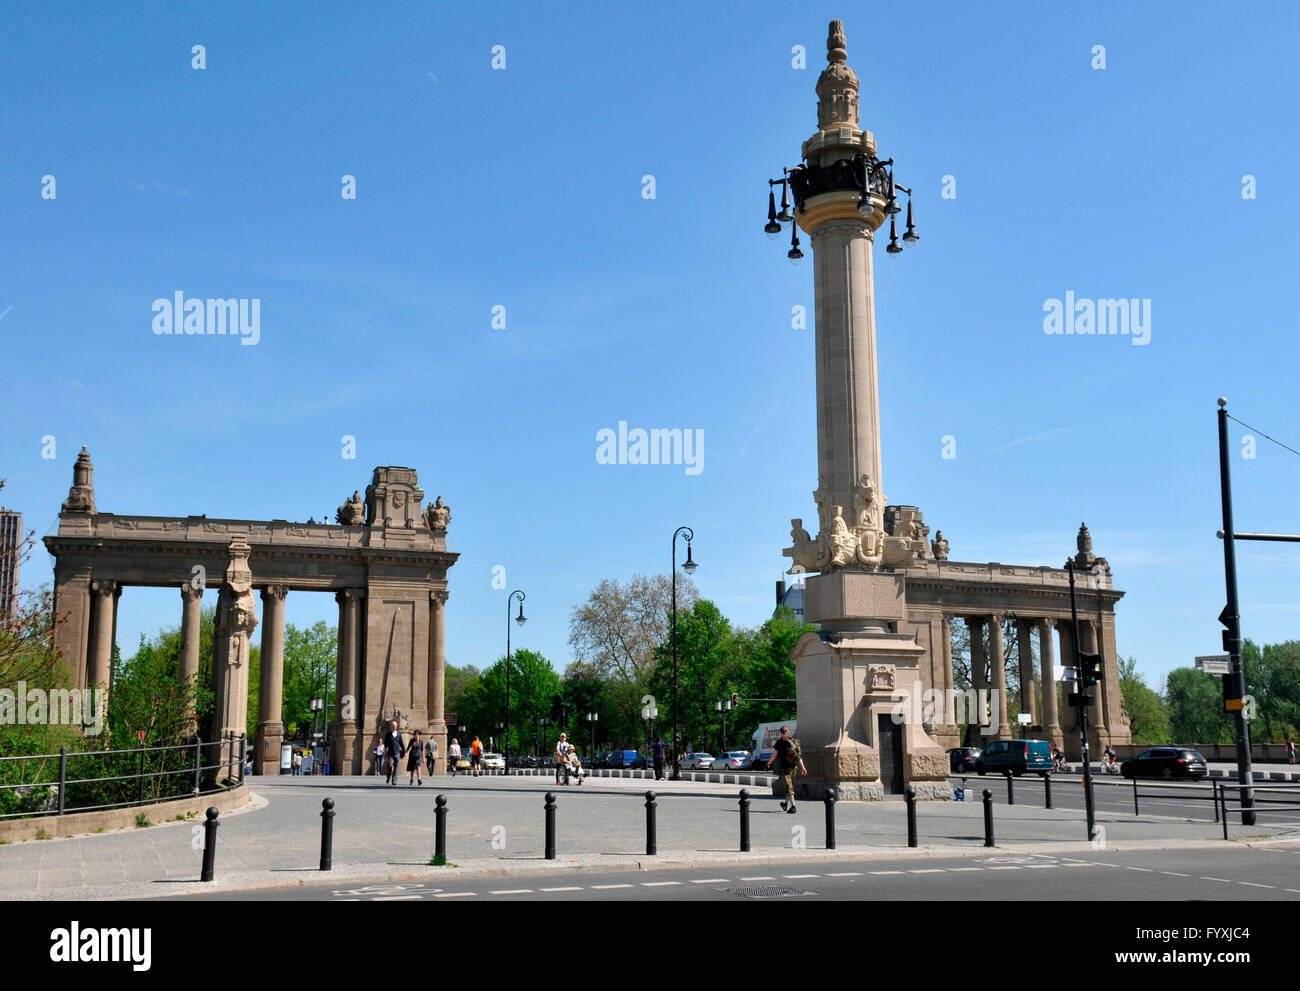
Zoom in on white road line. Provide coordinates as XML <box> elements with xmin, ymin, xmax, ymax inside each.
<box><xmin>590</xmin><ymin>884</ymin><xmax>632</xmax><ymax>890</ymax></box>
<box><xmin>988</xmin><ymin>866</ymin><xmax>1022</xmax><ymax>871</ymax></box>
<box><xmin>949</xmin><ymin>867</ymin><xmax>983</xmax><ymax>872</ymax></box>
<box><xmin>1025</xmin><ymin>864</ymin><xmax>1059</xmax><ymax>869</ymax></box>
<box><xmin>826</xmin><ymin>872</ymin><xmax>862</xmax><ymax>877</ymax></box>
<box><xmin>690</xmin><ymin>879</ymin><xmax>730</xmax><ymax>884</ymax></box>
<box><xmin>783</xmin><ymin>874</ymin><xmax>819</xmax><ymax>879</ymax></box>
<box><xmin>740</xmin><ymin>876</ymin><xmax>775</xmax><ymax>881</ymax></box>
<box><xmin>642</xmin><ymin>881</ymin><xmax>682</xmax><ymax>887</ymax></box>
<box><xmin>1062</xmin><ymin>863</ymin><xmax>1093</xmax><ymax>868</ymax></box>
<box><xmin>870</xmin><ymin>870</ymin><xmax>904</xmax><ymax>875</ymax></box>
<box><xmin>1201</xmin><ymin>877</ymin><xmax>1232</xmax><ymax>883</ymax></box>
<box><xmin>1162</xmin><ymin>872</ymin><xmax>1190</xmax><ymax>877</ymax></box>
<box><xmin>907</xmin><ymin>869</ymin><xmax>945</xmax><ymax>874</ymax></box>
<box><xmin>541</xmin><ymin>886</ymin><xmax>583</xmax><ymax>892</ymax></box>
<box><xmin>1237</xmin><ymin>882</ymin><xmax>1272</xmax><ymax>889</ymax></box>
<box><xmin>1126</xmin><ymin>867</ymin><xmax>1153</xmax><ymax>872</ymax></box>
<box><xmin>1285</xmin><ymin>889</ymin><xmax>1300</xmax><ymax>894</ymax></box>
<box><xmin>435</xmin><ymin>892</ymin><xmax>477</xmax><ymax>898</ymax></box>
<box><xmin>372</xmin><ymin>895</ymin><xmax>422</xmax><ymax>901</ymax></box>
<box><xmin>490</xmin><ymin>889</ymin><xmax>535</xmax><ymax>895</ymax></box>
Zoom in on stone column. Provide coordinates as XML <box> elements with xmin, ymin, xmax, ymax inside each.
<box><xmin>966</xmin><ymin>617</ymin><xmax>985</xmax><ymax>744</ymax></box>
<box><xmin>88</xmin><ymin>579</ymin><xmax>116</xmax><ymax>689</ymax></box>
<box><xmin>1080</xmin><ymin>619</ymin><xmax>1109</xmax><ymax>749</ymax></box>
<box><xmin>1038</xmin><ymin>619</ymin><xmax>1062</xmax><ymax>749</ymax></box>
<box><xmin>179</xmin><ymin>583</ymin><xmax>203</xmax><ymax>733</ymax></box>
<box><xmin>110</xmin><ymin>584</ymin><xmax>122</xmax><ymax>685</ymax></box>
<box><xmin>427</xmin><ymin>590</ymin><xmax>449</xmax><ymax>774</ymax></box>
<box><xmin>1057</xmin><ymin>621</ymin><xmax>1079</xmax><ymax>740</ymax></box>
<box><xmin>988</xmin><ymin>614</ymin><xmax>1011</xmax><ymax>738</ymax></box>
<box><xmin>1016</xmin><ymin>620</ymin><xmax>1036</xmax><ymax>726</ymax></box>
<box><xmin>332</xmin><ymin>588</ymin><xmax>363</xmax><ymax>775</ymax></box>
<box><xmin>210</xmin><ymin>537</ymin><xmax>257</xmax><ymax>786</ymax></box>
<box><xmin>256</xmin><ymin>585</ymin><xmax>288</xmax><ymax>774</ymax></box>
<box><xmin>939</xmin><ymin>613</ymin><xmax>957</xmax><ymax>746</ymax></box>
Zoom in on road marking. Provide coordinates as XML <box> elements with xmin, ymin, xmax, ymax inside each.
<box><xmin>1285</xmin><ymin>889</ymin><xmax>1300</xmax><ymax>894</ymax></box>
<box><xmin>642</xmin><ymin>881</ymin><xmax>681</xmax><ymax>887</ymax></box>
<box><xmin>949</xmin><ymin>867</ymin><xmax>983</xmax><ymax>872</ymax></box>
<box><xmin>740</xmin><ymin>876</ymin><xmax>775</xmax><ymax>881</ymax></box>
<box><xmin>1162</xmin><ymin>872</ymin><xmax>1190</xmax><ymax>877</ymax></box>
<box><xmin>1025</xmin><ymin>864</ymin><xmax>1059</xmax><ymax>869</ymax></box>
<box><xmin>434</xmin><ymin>892</ymin><xmax>477</xmax><ymax>898</ymax></box>
<box><xmin>783</xmin><ymin>874</ymin><xmax>819</xmax><ymax>879</ymax></box>
<box><xmin>690</xmin><ymin>879</ymin><xmax>730</xmax><ymax>884</ymax></box>
<box><xmin>825</xmin><ymin>872</ymin><xmax>862</xmax><ymax>877</ymax></box>
<box><xmin>490</xmin><ymin>889</ymin><xmax>535</xmax><ymax>895</ymax></box>
<box><xmin>540</xmin><ymin>886</ymin><xmax>583</xmax><ymax>892</ymax></box>
<box><xmin>988</xmin><ymin>866</ymin><xmax>1022</xmax><ymax>871</ymax></box>
<box><xmin>590</xmin><ymin>884</ymin><xmax>632</xmax><ymax>890</ymax></box>
<box><xmin>1126</xmin><ymin>867</ymin><xmax>1153</xmax><ymax>872</ymax></box>
<box><xmin>372</xmin><ymin>895</ymin><xmax>422</xmax><ymax>901</ymax></box>
<box><xmin>1237</xmin><ymin>882</ymin><xmax>1272</xmax><ymax>889</ymax></box>
<box><xmin>1062</xmin><ymin>863</ymin><xmax>1093</xmax><ymax>868</ymax></box>
<box><xmin>1200</xmin><ymin>877</ymin><xmax>1232</xmax><ymax>883</ymax></box>
<box><xmin>908</xmin><ymin>869</ymin><xmax>945</xmax><ymax>874</ymax></box>
<box><xmin>870</xmin><ymin>871</ymin><xmax>904</xmax><ymax>875</ymax></box>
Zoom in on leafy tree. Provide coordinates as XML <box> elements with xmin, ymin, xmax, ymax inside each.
<box><xmin>1165</xmin><ymin>667</ymin><xmax>1232</xmax><ymax>744</ymax></box>
<box><xmin>725</xmin><ymin>606</ymin><xmax>814</xmax><ymax>747</ymax></box>
<box><xmin>568</xmin><ymin>574</ymin><xmax>698</xmax><ymax>682</ymax></box>
<box><xmin>1117</xmin><ymin>655</ymin><xmax>1170</xmax><ymax>745</ymax></box>
<box><xmin>649</xmin><ymin>600</ymin><xmax>739</xmax><ymax>753</ymax></box>
<box><xmin>456</xmin><ymin>648</ymin><xmax>560</xmax><ymax>755</ymax></box>
<box><xmin>280</xmin><ymin>620</ymin><xmax>337</xmax><ymax>741</ymax></box>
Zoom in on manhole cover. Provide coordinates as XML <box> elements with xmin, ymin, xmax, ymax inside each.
<box><xmin>725</xmin><ymin>885</ymin><xmax>813</xmax><ymax>899</ymax></box>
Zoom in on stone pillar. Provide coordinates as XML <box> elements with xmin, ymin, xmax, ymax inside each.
<box><xmin>1080</xmin><ymin>619</ymin><xmax>1109</xmax><ymax>750</ymax></box>
<box><xmin>1057</xmin><ymin>621</ymin><xmax>1079</xmax><ymax>743</ymax></box>
<box><xmin>1016</xmin><ymin>620</ymin><xmax>1036</xmax><ymax>726</ymax></box>
<box><xmin>332</xmin><ymin>588</ymin><xmax>363</xmax><ymax>775</ymax></box>
<box><xmin>88</xmin><ymin>579</ymin><xmax>116</xmax><ymax>689</ymax></box>
<box><xmin>179</xmin><ymin>583</ymin><xmax>203</xmax><ymax>733</ymax></box>
<box><xmin>210</xmin><ymin>537</ymin><xmax>258</xmax><ymax>785</ymax></box>
<box><xmin>52</xmin><ymin>572</ymin><xmax>92</xmax><ymax>692</ymax></box>
<box><xmin>1038</xmin><ymin>619</ymin><xmax>1062</xmax><ymax>749</ymax></box>
<box><xmin>938</xmin><ymin>613</ymin><xmax>958</xmax><ymax>746</ymax></box>
<box><xmin>256</xmin><ymin>585</ymin><xmax>288</xmax><ymax>774</ymax></box>
<box><xmin>110</xmin><ymin>584</ymin><xmax>122</xmax><ymax>685</ymax></box>
<box><xmin>988</xmin><ymin>614</ymin><xmax>1011</xmax><ymax>738</ymax></box>
<box><xmin>1099</xmin><ymin>612</ymin><xmax>1131</xmax><ymax>745</ymax></box>
<box><xmin>427</xmin><ymin>590</ymin><xmax>448</xmax><ymax>774</ymax></box>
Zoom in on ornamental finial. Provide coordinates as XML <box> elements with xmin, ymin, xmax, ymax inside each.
<box><xmin>827</xmin><ymin>20</ymin><xmax>847</xmax><ymax>64</ymax></box>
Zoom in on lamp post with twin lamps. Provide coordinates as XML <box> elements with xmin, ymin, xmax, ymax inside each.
<box><xmin>504</xmin><ymin>589</ymin><xmax>526</xmax><ymax>776</ymax></box>
<box><xmin>670</xmin><ymin>526</ymin><xmax>698</xmax><ymax>781</ymax></box>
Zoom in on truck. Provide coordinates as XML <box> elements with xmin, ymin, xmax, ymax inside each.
<box><xmin>749</xmin><ymin>720</ymin><xmax>796</xmax><ymax>771</ymax></box>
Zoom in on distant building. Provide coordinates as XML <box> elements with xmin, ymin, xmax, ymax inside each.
<box><xmin>773</xmin><ymin>577</ymin><xmax>805</xmax><ymax>623</ymax></box>
<box><xmin>0</xmin><ymin>508</ymin><xmax>21</xmax><ymax>618</ymax></box>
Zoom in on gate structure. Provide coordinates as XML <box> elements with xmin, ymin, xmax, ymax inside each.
<box><xmin>45</xmin><ymin>448</ymin><xmax>457</xmax><ymax>775</ymax></box>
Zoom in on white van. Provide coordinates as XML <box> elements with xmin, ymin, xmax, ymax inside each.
<box><xmin>749</xmin><ymin>720</ymin><xmax>796</xmax><ymax>771</ymax></box>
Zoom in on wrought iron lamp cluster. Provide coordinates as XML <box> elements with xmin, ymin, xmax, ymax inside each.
<box><xmin>764</xmin><ymin>154</ymin><xmax>919</xmax><ymax>262</ymax></box>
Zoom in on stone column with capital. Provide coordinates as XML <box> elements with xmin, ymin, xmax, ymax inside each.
<box><xmin>1016</xmin><ymin>620</ymin><xmax>1036</xmax><ymax>729</ymax></box>
<box><xmin>1080</xmin><ymin>619</ymin><xmax>1110</xmax><ymax>750</ymax></box>
<box><xmin>256</xmin><ymin>584</ymin><xmax>288</xmax><ymax>774</ymax></box>
<box><xmin>782</xmin><ymin>20</ymin><xmax>947</xmax><ymax>800</ymax></box>
<box><xmin>332</xmin><ymin>588</ymin><xmax>363</xmax><ymax>774</ymax></box>
<box><xmin>1038</xmin><ymin>619</ymin><xmax>1063</xmax><ymax>749</ymax></box>
<box><xmin>89</xmin><ymin>579</ymin><xmax>117</xmax><ymax>691</ymax></box>
<box><xmin>210</xmin><ymin>537</ymin><xmax>258</xmax><ymax>785</ymax></box>
<box><xmin>179</xmin><ymin>583</ymin><xmax>203</xmax><ymax>732</ymax></box>
<box><xmin>427</xmin><ymin>590</ymin><xmax>449</xmax><ymax>774</ymax></box>
<box><xmin>989</xmin><ymin>615</ymin><xmax>1011</xmax><ymax>739</ymax></box>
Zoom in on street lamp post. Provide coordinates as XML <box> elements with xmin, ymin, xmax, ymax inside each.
<box><xmin>506</xmin><ymin>589</ymin><xmax>527</xmax><ymax>777</ymax></box>
<box><xmin>539</xmin><ymin>716</ymin><xmax>550</xmax><ymax>764</ymax></box>
<box><xmin>586</xmin><ymin>712</ymin><xmax>598</xmax><ymax>758</ymax></box>
<box><xmin>670</xmin><ymin>526</ymin><xmax>698</xmax><ymax>781</ymax></box>
<box><xmin>715</xmin><ymin>698</ymin><xmax>732</xmax><ymax>753</ymax></box>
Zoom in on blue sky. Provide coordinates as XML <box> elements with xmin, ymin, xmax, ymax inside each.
<box><xmin>3</xmin><ymin>1</ymin><xmax>1299</xmax><ymax>690</ymax></box>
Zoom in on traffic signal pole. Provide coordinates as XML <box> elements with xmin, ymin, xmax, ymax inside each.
<box><xmin>1066</xmin><ymin>561</ymin><xmax>1098</xmax><ymax>842</ymax></box>
<box><xmin>1217</xmin><ymin>400</ymin><xmax>1256</xmax><ymax>826</ymax></box>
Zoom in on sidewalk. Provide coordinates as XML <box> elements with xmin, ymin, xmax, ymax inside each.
<box><xmin>2</xmin><ymin>774</ymin><xmax>1295</xmax><ymax>900</ymax></box>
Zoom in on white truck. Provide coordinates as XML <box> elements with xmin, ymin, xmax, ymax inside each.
<box><xmin>749</xmin><ymin>720</ymin><xmax>796</xmax><ymax>771</ymax></box>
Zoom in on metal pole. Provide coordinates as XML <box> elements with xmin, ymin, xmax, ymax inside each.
<box><xmin>982</xmin><ymin>789</ymin><xmax>994</xmax><ymax>847</ymax></box>
<box><xmin>1217</xmin><ymin>401</ymin><xmax>1256</xmax><ymax>825</ymax></box>
<box><xmin>905</xmin><ymin>785</ymin><xmax>917</xmax><ymax>847</ymax></box>
<box><xmin>435</xmin><ymin>794</ymin><xmax>448</xmax><ymax>862</ymax></box>
<box><xmin>226</xmin><ymin>731</ymin><xmax>234</xmax><ymax>789</ymax></box>
<box><xmin>738</xmin><ymin>789</ymin><xmax>751</xmax><ymax>852</ymax></box>
<box><xmin>319</xmin><ymin>798</ymin><xmax>334</xmax><ymax>870</ymax></box>
<box><xmin>193</xmin><ymin>737</ymin><xmax>202</xmax><ymax>795</ymax></box>
<box><xmin>1044</xmin><ymin>772</ymin><xmax>1053</xmax><ymax>810</ymax></box>
<box><xmin>200</xmin><ymin>807</ymin><xmax>219</xmax><ymax>881</ymax></box>
<box><xmin>824</xmin><ymin>787</ymin><xmax>836</xmax><ymax>850</ymax></box>
<box><xmin>671</xmin><ymin>531</ymin><xmax>680</xmax><ymax>780</ymax></box>
<box><xmin>1004</xmin><ymin>769</ymin><xmax>1015</xmax><ymax>806</ymax></box>
<box><xmin>1069</xmin><ymin>561</ymin><xmax>1099</xmax><ymax>841</ymax></box>
<box><xmin>506</xmin><ymin>593</ymin><xmax>511</xmax><ymax>778</ymax></box>
<box><xmin>1133</xmin><ymin>775</ymin><xmax>1139</xmax><ymax>816</ymax></box>
<box><xmin>645</xmin><ymin>791</ymin><xmax>657</xmax><ymax>855</ymax></box>
<box><xmin>58</xmin><ymin>746</ymin><xmax>66</xmax><ymax>815</ymax></box>
<box><xmin>544</xmin><ymin>792</ymin><xmax>556</xmax><ymax>860</ymax></box>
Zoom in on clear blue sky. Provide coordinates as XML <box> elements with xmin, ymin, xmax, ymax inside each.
<box><xmin>4</xmin><ymin>1</ymin><xmax>1299</xmax><ymax>691</ymax></box>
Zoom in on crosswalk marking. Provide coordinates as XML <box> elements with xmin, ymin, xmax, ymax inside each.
<box><xmin>740</xmin><ymin>876</ymin><xmax>775</xmax><ymax>881</ymax></box>
<box><xmin>908</xmin><ymin>869</ymin><xmax>944</xmax><ymax>874</ymax></box>
<box><xmin>783</xmin><ymin>874</ymin><xmax>819</xmax><ymax>879</ymax></box>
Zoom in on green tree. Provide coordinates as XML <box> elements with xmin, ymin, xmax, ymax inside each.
<box><xmin>727</xmin><ymin>606</ymin><xmax>815</xmax><ymax>745</ymax></box>
<box><xmin>281</xmin><ymin>621</ymin><xmax>337</xmax><ymax>741</ymax></box>
<box><xmin>1165</xmin><ymin>667</ymin><xmax>1231</xmax><ymax>744</ymax></box>
<box><xmin>650</xmin><ymin>600</ymin><xmax>738</xmax><ymax>753</ymax></box>
<box><xmin>1117</xmin><ymin>655</ymin><xmax>1170</xmax><ymax>744</ymax></box>
<box><xmin>457</xmin><ymin>649</ymin><xmax>561</xmax><ymax>755</ymax></box>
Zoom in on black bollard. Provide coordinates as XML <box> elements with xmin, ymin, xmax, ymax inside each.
<box><xmin>200</xmin><ymin>806</ymin><xmax>219</xmax><ymax>881</ymax></box>
<box><xmin>982</xmin><ymin>789</ymin><xmax>995</xmax><ymax>847</ymax></box>
<box><xmin>824</xmin><ymin>787</ymin><xmax>837</xmax><ymax>850</ymax></box>
<box><xmin>1044</xmin><ymin>773</ymin><xmax>1053</xmax><ymax>810</ymax></box>
<box><xmin>544</xmin><ymin>792</ymin><xmax>556</xmax><ymax>860</ymax></box>
<box><xmin>1004</xmin><ymin>769</ymin><xmax>1015</xmax><ymax>806</ymax></box>
<box><xmin>645</xmin><ymin>791</ymin><xmax>657</xmax><ymax>856</ymax></box>
<box><xmin>905</xmin><ymin>785</ymin><xmax>918</xmax><ymax>848</ymax></box>
<box><xmin>434</xmin><ymin>794</ymin><xmax>447</xmax><ymax>863</ymax></box>
<box><xmin>319</xmin><ymin>798</ymin><xmax>335</xmax><ymax>871</ymax></box>
<box><xmin>738</xmin><ymin>789</ymin><xmax>751</xmax><ymax>852</ymax></box>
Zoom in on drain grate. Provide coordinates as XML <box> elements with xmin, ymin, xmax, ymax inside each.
<box><xmin>725</xmin><ymin>885</ymin><xmax>813</xmax><ymax>899</ymax></box>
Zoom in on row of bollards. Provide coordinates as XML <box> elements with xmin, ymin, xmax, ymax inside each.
<box><xmin>200</xmin><ymin>783</ymin><xmax>1012</xmax><ymax>881</ymax></box>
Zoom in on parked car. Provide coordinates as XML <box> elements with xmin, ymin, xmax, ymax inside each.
<box><xmin>1121</xmin><ymin>747</ymin><xmax>1208</xmax><ymax>780</ymax></box>
<box><xmin>454</xmin><ymin>754</ymin><xmax>471</xmax><ymax>773</ymax></box>
<box><xmin>593</xmin><ymin>750</ymin><xmax>617</xmax><ymax>769</ymax></box>
<box><xmin>679</xmin><ymin>752</ymin><xmax>715</xmax><ymax>770</ymax></box>
<box><xmin>710</xmin><ymin>751</ymin><xmax>753</xmax><ymax>770</ymax></box>
<box><xmin>482</xmin><ymin>752</ymin><xmax>505</xmax><ymax>772</ymax></box>
<box><xmin>606</xmin><ymin>749</ymin><xmax>641</xmax><ymax>769</ymax></box>
<box><xmin>974</xmin><ymin>739</ymin><xmax>1053</xmax><ymax>777</ymax></box>
<box><xmin>948</xmin><ymin>747</ymin><xmax>981</xmax><ymax>773</ymax></box>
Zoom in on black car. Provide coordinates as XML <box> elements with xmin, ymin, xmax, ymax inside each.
<box><xmin>948</xmin><ymin>747</ymin><xmax>981</xmax><ymax>773</ymax></box>
<box><xmin>1120</xmin><ymin>747</ymin><xmax>1208</xmax><ymax>779</ymax></box>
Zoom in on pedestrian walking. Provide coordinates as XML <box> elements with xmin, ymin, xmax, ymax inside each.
<box><xmin>292</xmin><ymin>751</ymin><xmax>302</xmax><ymax>776</ymax></box>
<box><xmin>554</xmin><ymin>732</ymin><xmax>571</xmax><ymax>785</ymax></box>
<box><xmin>447</xmin><ymin>738</ymin><xmax>462</xmax><ymax>776</ymax></box>
<box><xmin>407</xmin><ymin>729</ymin><xmax>424</xmax><ymax>785</ymax></box>
<box><xmin>383</xmin><ymin>720</ymin><xmax>404</xmax><ymax>786</ymax></box>
<box><xmin>652</xmin><ymin>736</ymin><xmax>666</xmax><ymax>780</ymax></box>
<box><xmin>771</xmin><ymin>725</ymin><xmax>805</xmax><ymax>813</ymax></box>
<box><xmin>1288</xmin><ymin>737</ymin><xmax>1296</xmax><ymax>764</ymax></box>
<box><xmin>374</xmin><ymin>741</ymin><xmax>385</xmax><ymax>777</ymax></box>
<box><xmin>470</xmin><ymin>735</ymin><xmax>484</xmax><ymax>777</ymax></box>
<box><xmin>426</xmin><ymin>737</ymin><xmax>438</xmax><ymax>775</ymax></box>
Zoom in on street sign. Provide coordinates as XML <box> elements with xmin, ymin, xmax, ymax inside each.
<box><xmin>136</xmin><ymin>729</ymin><xmax>146</xmax><ymax>742</ymax></box>
<box><xmin>442</xmin><ymin>712</ymin><xmax>456</xmax><ymax>724</ymax></box>
<box><xmin>1057</xmin><ymin>666</ymin><xmax>1076</xmax><ymax>682</ymax></box>
<box><xmin>1196</xmin><ymin>654</ymin><xmax>1231</xmax><ymax>674</ymax></box>
<box><xmin>1225</xmin><ymin>698</ymin><xmax>1247</xmax><ymax>712</ymax></box>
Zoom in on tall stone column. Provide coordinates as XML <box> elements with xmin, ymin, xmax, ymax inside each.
<box><xmin>1038</xmin><ymin>619</ymin><xmax>1062</xmax><ymax>749</ymax></box>
<box><xmin>427</xmin><ymin>590</ymin><xmax>449</xmax><ymax>774</ymax></box>
<box><xmin>332</xmin><ymin>588</ymin><xmax>363</xmax><ymax>775</ymax></box>
<box><xmin>210</xmin><ymin>537</ymin><xmax>258</xmax><ymax>785</ymax></box>
<box><xmin>938</xmin><ymin>613</ymin><xmax>957</xmax><ymax>746</ymax></box>
<box><xmin>256</xmin><ymin>584</ymin><xmax>288</xmax><ymax>774</ymax></box>
<box><xmin>1057</xmin><ymin>621</ymin><xmax>1079</xmax><ymax>742</ymax></box>
<box><xmin>989</xmin><ymin>614</ymin><xmax>1011</xmax><ymax>738</ymax></box>
<box><xmin>1079</xmin><ymin>619</ymin><xmax>1109</xmax><ymax>749</ymax></box>
<box><xmin>179</xmin><ymin>583</ymin><xmax>203</xmax><ymax>733</ymax></box>
<box><xmin>1016</xmin><ymin>620</ymin><xmax>1036</xmax><ymax>726</ymax></box>
<box><xmin>89</xmin><ymin>579</ymin><xmax>116</xmax><ymax>689</ymax></box>
<box><xmin>966</xmin><ymin>617</ymin><xmax>986</xmax><ymax>744</ymax></box>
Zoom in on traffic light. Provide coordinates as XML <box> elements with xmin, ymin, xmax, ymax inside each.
<box><xmin>731</xmin><ymin>692</ymin><xmax>740</xmax><ymax>705</ymax></box>
<box><xmin>1078</xmin><ymin>652</ymin><xmax>1103</xmax><ymax>686</ymax></box>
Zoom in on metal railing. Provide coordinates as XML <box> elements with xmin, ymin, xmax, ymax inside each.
<box><xmin>1215</xmin><ymin>781</ymin><xmax>1300</xmax><ymax>839</ymax></box>
<box><xmin>1128</xmin><ymin>776</ymin><xmax>1222</xmax><ymax>822</ymax></box>
<box><xmin>0</xmin><ymin>732</ymin><xmax>246</xmax><ymax>820</ymax></box>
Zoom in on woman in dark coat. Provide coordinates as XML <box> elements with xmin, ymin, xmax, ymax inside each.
<box><xmin>406</xmin><ymin>730</ymin><xmax>424</xmax><ymax>786</ymax></box>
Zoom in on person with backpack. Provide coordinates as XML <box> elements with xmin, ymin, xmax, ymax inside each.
<box><xmin>772</xmin><ymin>725</ymin><xmax>805</xmax><ymax>813</ymax></box>
<box><xmin>470</xmin><ymin>735</ymin><xmax>484</xmax><ymax>777</ymax></box>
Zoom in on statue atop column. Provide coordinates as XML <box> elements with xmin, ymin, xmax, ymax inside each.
<box><xmin>62</xmin><ymin>446</ymin><xmax>96</xmax><ymax>513</ymax></box>
<box><xmin>424</xmin><ymin>495</ymin><xmax>451</xmax><ymax>532</ymax></box>
<box><xmin>1067</xmin><ymin>522</ymin><xmax>1109</xmax><ymax>573</ymax></box>
<box><xmin>931</xmin><ymin>530</ymin><xmax>950</xmax><ymax>560</ymax></box>
<box><xmin>336</xmin><ymin>490</ymin><xmax>364</xmax><ymax>525</ymax></box>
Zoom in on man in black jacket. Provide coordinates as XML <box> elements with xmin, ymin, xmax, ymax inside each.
<box><xmin>383</xmin><ymin>720</ymin><xmax>403</xmax><ymax>786</ymax></box>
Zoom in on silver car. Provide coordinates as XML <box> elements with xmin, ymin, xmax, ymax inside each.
<box><xmin>679</xmin><ymin>753</ymin><xmax>715</xmax><ymax>770</ymax></box>
<box><xmin>710</xmin><ymin>751</ymin><xmax>752</xmax><ymax>770</ymax></box>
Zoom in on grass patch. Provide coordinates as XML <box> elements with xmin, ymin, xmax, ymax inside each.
<box><xmin>93</xmin><ymin>827</ymin><xmax>105</xmax><ymax>834</ymax></box>
<box><xmin>185</xmin><ymin>810</ymin><xmax>196</xmax><ymax>819</ymax></box>
<box><xmin>35</xmin><ymin>828</ymin><xmax>51</xmax><ymax>840</ymax></box>
<box><xmin>428</xmin><ymin>855</ymin><xmax>458</xmax><ymax>867</ymax></box>
<box><xmin>134</xmin><ymin>813</ymin><xmax>151</xmax><ymax>828</ymax></box>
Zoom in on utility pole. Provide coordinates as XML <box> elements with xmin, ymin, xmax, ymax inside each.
<box><xmin>1066</xmin><ymin>560</ymin><xmax>1099</xmax><ymax>842</ymax></box>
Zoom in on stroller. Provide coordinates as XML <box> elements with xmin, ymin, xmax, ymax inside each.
<box><xmin>562</xmin><ymin>754</ymin><xmax>586</xmax><ymax>786</ymax></box>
